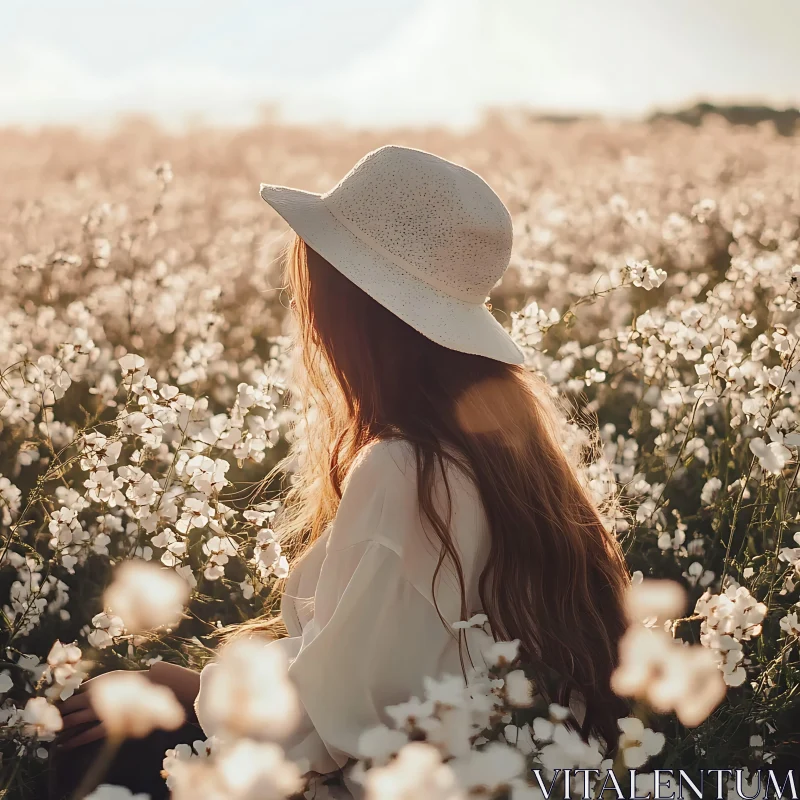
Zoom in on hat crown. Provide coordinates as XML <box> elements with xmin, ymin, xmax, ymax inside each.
<box><xmin>321</xmin><ymin>146</ymin><xmax>513</xmax><ymax>304</ymax></box>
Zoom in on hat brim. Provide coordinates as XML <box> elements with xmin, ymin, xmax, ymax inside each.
<box><xmin>259</xmin><ymin>183</ymin><xmax>524</xmax><ymax>366</ymax></box>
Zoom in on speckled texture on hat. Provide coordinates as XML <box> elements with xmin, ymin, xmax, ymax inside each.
<box><xmin>259</xmin><ymin>144</ymin><xmax>524</xmax><ymax>365</ymax></box>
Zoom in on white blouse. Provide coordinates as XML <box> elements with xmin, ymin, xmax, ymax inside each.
<box><xmin>195</xmin><ymin>439</ymin><xmax>494</xmax><ymax>781</ymax></box>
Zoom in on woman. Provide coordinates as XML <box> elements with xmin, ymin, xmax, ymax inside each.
<box><xmin>56</xmin><ymin>145</ymin><xmax>629</xmax><ymax>797</ymax></box>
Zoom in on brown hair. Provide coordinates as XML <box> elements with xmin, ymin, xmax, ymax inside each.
<box><xmin>250</xmin><ymin>235</ymin><xmax>629</xmax><ymax>749</ymax></box>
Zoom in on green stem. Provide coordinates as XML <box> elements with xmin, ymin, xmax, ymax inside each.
<box><xmin>71</xmin><ymin>736</ymin><xmax>122</xmax><ymax>800</ymax></box>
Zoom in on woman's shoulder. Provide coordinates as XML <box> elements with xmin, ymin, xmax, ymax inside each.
<box><xmin>346</xmin><ymin>437</ymin><xmax>475</xmax><ymax>488</ymax></box>
<box><xmin>333</xmin><ymin>437</ymin><xmax>488</xmax><ymax>600</ymax></box>
<box><xmin>341</xmin><ymin>438</ymin><xmax>480</xmax><ymax>515</ymax></box>
<box><xmin>345</xmin><ymin>437</ymin><xmax>416</xmax><ymax>487</ymax></box>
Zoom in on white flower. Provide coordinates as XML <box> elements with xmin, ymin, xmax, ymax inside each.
<box><xmin>196</xmin><ymin>637</ymin><xmax>298</xmax><ymax>741</ymax></box>
<box><xmin>104</xmin><ymin>560</ymin><xmax>190</xmax><ymax>633</ymax></box>
<box><xmin>749</xmin><ymin>437</ymin><xmax>791</xmax><ymax>475</ymax></box>
<box><xmin>87</xmin><ymin>611</ymin><xmax>125</xmax><ymax>649</ymax></box>
<box><xmin>385</xmin><ymin>695</ymin><xmax>435</xmax><ymax>729</ymax></box>
<box><xmin>611</xmin><ymin>624</ymin><xmax>726</xmax><ymax>725</ymax></box>
<box><xmin>118</xmin><ymin>466</ymin><xmax>161</xmax><ymax>508</ymax></box>
<box><xmin>701</xmin><ymin>477</ymin><xmax>722</xmax><ymax>505</ymax></box>
<box><xmin>80</xmin><ymin>432</ymin><xmax>123</xmax><ymax>471</ymax></box>
<box><xmin>151</xmin><ymin>527</ymin><xmax>188</xmax><ymax>566</ymax></box>
<box><xmin>618</xmin><ymin>716</ymin><xmax>665</xmax><ymax>768</ymax></box>
<box><xmin>118</xmin><ymin>411</ymin><xmax>164</xmax><ymax>449</ymax></box>
<box><xmin>625</xmin><ymin>578</ymin><xmax>686</xmax><ymax>626</ymax></box>
<box><xmin>423</xmin><ymin>674</ymin><xmax>472</xmax><ymax>708</ymax></box>
<box><xmin>183</xmin><ymin>455</ymin><xmax>229</xmax><ymax>495</ymax></box>
<box><xmin>90</xmin><ymin>671</ymin><xmax>184</xmax><ymax>739</ymax></box>
<box><xmin>714</xmin><ymin>635</ymin><xmax>746</xmax><ymax>687</ymax></box>
<box><xmin>532</xmin><ymin>717</ymin><xmax>554</xmax><ymax>742</ymax></box>
<box><xmin>548</xmin><ymin>703</ymin><xmax>570</xmax><ymax>721</ymax></box>
<box><xmin>22</xmin><ymin>697</ymin><xmax>63</xmax><ymax>740</ymax></box>
<box><xmin>627</xmin><ymin>259</ymin><xmax>667</xmax><ymax>290</ymax></box>
<box><xmin>503</xmin><ymin>723</ymin><xmax>536</xmax><ymax>755</ymax></box>
<box><xmin>482</xmin><ymin>639</ymin><xmax>520</xmax><ymax>668</ymax></box>
<box><xmin>504</xmin><ymin>670</ymin><xmax>534</xmax><ymax>707</ymax></box>
<box><xmin>767</xmin><ymin>425</ymin><xmax>800</xmax><ymax>449</ymax></box>
<box><xmin>510</xmin><ymin>302</ymin><xmax>560</xmax><ymax>349</ymax></box>
<box><xmin>362</xmin><ymin>742</ymin><xmax>464</xmax><ymax>800</ymax></box>
<box><xmin>162</xmin><ymin>737</ymin><xmax>216</xmax><ymax>789</ymax></box>
<box><xmin>683</xmin><ymin>561</ymin><xmax>715</xmax><ymax>588</ymax></box>
<box><xmin>118</xmin><ymin>353</ymin><xmax>146</xmax><ymax>373</ymax></box>
<box><xmin>778</xmin><ymin>532</ymin><xmax>800</xmax><ymax>574</ymax></box>
<box><xmin>695</xmin><ymin>583</ymin><xmax>767</xmax><ymax>642</ymax></box>
<box><xmin>202</xmin><ymin>534</ymin><xmax>238</xmax><ymax>581</ymax></box>
<box><xmin>251</xmin><ymin>528</ymin><xmax>287</xmax><ymax>580</ymax></box>
<box><xmin>0</xmin><ymin>474</ymin><xmax>22</xmax><ymax>525</ymax></box>
<box><xmin>537</xmin><ymin>721</ymin><xmax>604</xmax><ymax>772</ymax></box>
<box><xmin>176</xmin><ymin>497</ymin><xmax>213</xmax><ymax>534</ymax></box>
<box><xmin>358</xmin><ymin>724</ymin><xmax>410</xmax><ymax>765</ymax></box>
<box><xmin>236</xmin><ymin>382</ymin><xmax>259</xmax><ymax>410</ymax></box>
<box><xmin>780</xmin><ymin>611</ymin><xmax>800</xmax><ymax>638</ymax></box>
<box><xmin>450</xmin><ymin>741</ymin><xmax>525</xmax><ymax>793</ymax></box>
<box><xmin>452</xmin><ymin>613</ymin><xmax>488</xmax><ymax>630</ymax></box>
<box><xmin>44</xmin><ymin>640</ymin><xmax>87</xmax><ymax>701</ymax></box>
<box><xmin>27</xmin><ymin>355</ymin><xmax>72</xmax><ymax>405</ymax></box>
<box><xmin>48</xmin><ymin>507</ymin><xmax>85</xmax><ymax>548</ymax></box>
<box><xmin>169</xmin><ymin>739</ymin><xmax>302</xmax><ymax>800</ymax></box>
<box><xmin>243</xmin><ymin>506</ymin><xmax>276</xmax><ymax>527</ymax></box>
<box><xmin>84</xmin><ymin>468</ymin><xmax>125</xmax><ymax>507</ymax></box>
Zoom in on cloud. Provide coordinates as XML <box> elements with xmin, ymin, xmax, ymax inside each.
<box><xmin>2</xmin><ymin>0</ymin><xmax>799</xmax><ymax>130</ymax></box>
<box><xmin>0</xmin><ymin>39</ymin><xmax>278</xmax><ymax>128</ymax></box>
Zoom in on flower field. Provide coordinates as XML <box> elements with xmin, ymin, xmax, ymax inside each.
<box><xmin>1</xmin><ymin>115</ymin><xmax>799</xmax><ymax>798</ymax></box>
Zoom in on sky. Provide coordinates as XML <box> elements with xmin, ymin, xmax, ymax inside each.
<box><xmin>2</xmin><ymin>0</ymin><xmax>800</xmax><ymax>130</ymax></box>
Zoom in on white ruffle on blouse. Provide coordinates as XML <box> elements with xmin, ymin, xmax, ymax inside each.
<box><xmin>194</xmin><ymin>438</ymin><xmax>494</xmax><ymax>785</ymax></box>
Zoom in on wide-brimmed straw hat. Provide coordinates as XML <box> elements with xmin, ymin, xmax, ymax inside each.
<box><xmin>259</xmin><ymin>144</ymin><xmax>524</xmax><ymax>365</ymax></box>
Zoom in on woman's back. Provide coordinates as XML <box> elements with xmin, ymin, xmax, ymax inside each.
<box><xmin>316</xmin><ymin>438</ymin><xmax>491</xmax><ymax>631</ymax></box>
<box><xmin>197</xmin><ymin>438</ymin><xmax>494</xmax><ymax>779</ymax></box>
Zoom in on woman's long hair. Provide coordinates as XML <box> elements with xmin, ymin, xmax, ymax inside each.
<box><xmin>250</xmin><ymin>235</ymin><xmax>629</xmax><ymax>750</ymax></box>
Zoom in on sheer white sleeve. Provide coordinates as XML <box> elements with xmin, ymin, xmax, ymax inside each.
<box><xmin>195</xmin><ymin>439</ymin><xmax>489</xmax><ymax>776</ymax></box>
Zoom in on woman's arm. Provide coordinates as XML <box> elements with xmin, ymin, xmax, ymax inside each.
<box><xmin>148</xmin><ymin>661</ymin><xmax>201</xmax><ymax>719</ymax></box>
<box><xmin>57</xmin><ymin>663</ymin><xmax>202</xmax><ymax>750</ymax></box>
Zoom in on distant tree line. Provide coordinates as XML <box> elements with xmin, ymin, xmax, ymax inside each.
<box><xmin>649</xmin><ymin>102</ymin><xmax>799</xmax><ymax>136</ymax></box>
<box><xmin>521</xmin><ymin>102</ymin><xmax>799</xmax><ymax>136</ymax></box>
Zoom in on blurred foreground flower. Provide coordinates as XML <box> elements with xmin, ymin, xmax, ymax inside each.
<box><xmin>195</xmin><ymin>637</ymin><xmax>298</xmax><ymax>741</ymax></box>
<box><xmin>612</xmin><ymin>579</ymin><xmax>726</xmax><ymax>725</ymax></box>
<box><xmin>449</xmin><ymin>741</ymin><xmax>526</xmax><ymax>795</ymax></box>
<box><xmin>168</xmin><ymin>739</ymin><xmax>303</xmax><ymax>800</ymax></box>
<box><xmin>363</xmin><ymin>742</ymin><xmax>464</xmax><ymax>800</ymax></box>
<box><xmin>162</xmin><ymin>737</ymin><xmax>217</xmax><ymax>791</ymax></box>
<box><xmin>624</xmin><ymin>578</ymin><xmax>686</xmax><ymax>626</ymax></box>
<box><xmin>85</xmin><ymin>786</ymin><xmax>150</xmax><ymax>800</ymax></box>
<box><xmin>103</xmin><ymin>559</ymin><xmax>190</xmax><ymax>633</ymax></box>
<box><xmin>90</xmin><ymin>671</ymin><xmax>184</xmax><ymax>739</ymax></box>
